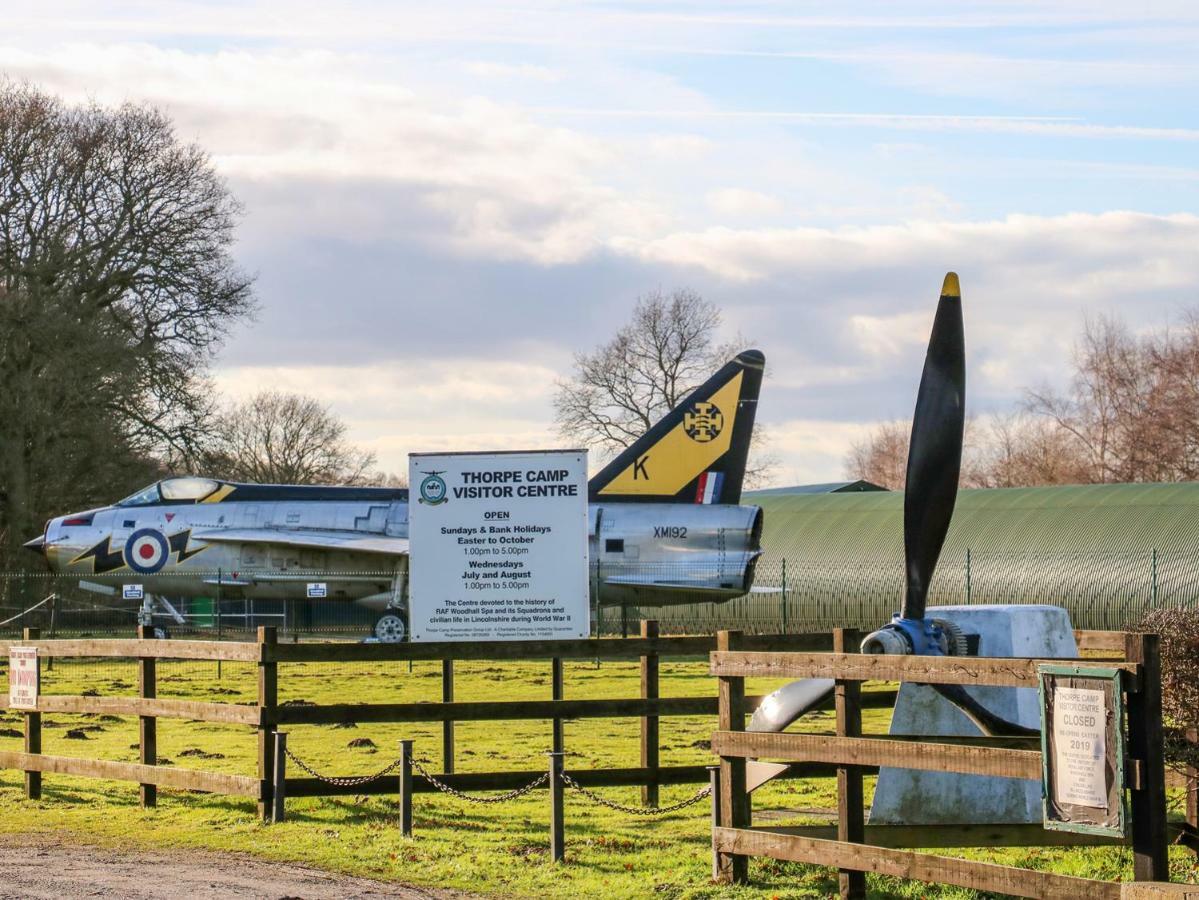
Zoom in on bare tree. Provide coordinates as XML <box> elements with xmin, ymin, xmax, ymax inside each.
<box><xmin>204</xmin><ymin>391</ymin><xmax>376</xmax><ymax>485</ymax></box>
<box><xmin>1026</xmin><ymin>317</ymin><xmax>1156</xmax><ymax>483</ymax></box>
<box><xmin>1024</xmin><ymin>314</ymin><xmax>1199</xmax><ymax>484</ymax></box>
<box><xmin>0</xmin><ymin>82</ymin><xmax>254</xmax><ymax>568</ymax></box>
<box><xmin>969</xmin><ymin>413</ymin><xmax>1091</xmax><ymax>488</ymax></box>
<box><xmin>555</xmin><ymin>288</ymin><xmax>776</xmax><ymax>486</ymax></box>
<box><xmin>844</xmin><ymin>420</ymin><xmax>909</xmax><ymax>489</ymax></box>
<box><xmin>848</xmin><ymin>310</ymin><xmax>1199</xmax><ymax>491</ymax></box>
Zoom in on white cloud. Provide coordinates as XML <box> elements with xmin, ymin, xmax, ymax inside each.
<box><xmin>706</xmin><ymin>188</ymin><xmax>784</xmax><ymax>218</ymax></box>
<box><xmin>463</xmin><ymin>60</ymin><xmax>560</xmax><ymax>82</ymax></box>
<box><xmin>212</xmin><ymin>360</ymin><xmax>563</xmax><ymax>474</ymax></box>
<box><xmin>849</xmin><ymin>311</ymin><xmax>932</xmax><ymax>358</ymax></box>
<box><xmin>768</xmin><ymin>419</ymin><xmax>881</xmax><ymax>486</ymax></box>
<box><xmin>0</xmin><ymin>42</ymin><xmax>672</xmax><ymax>265</ymax></box>
<box><xmin>625</xmin><ymin>211</ymin><xmax>1199</xmax><ymax>283</ymax></box>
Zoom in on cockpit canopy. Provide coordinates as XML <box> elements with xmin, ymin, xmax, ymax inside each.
<box><xmin>118</xmin><ymin>477</ymin><xmax>221</xmax><ymax>507</ymax></box>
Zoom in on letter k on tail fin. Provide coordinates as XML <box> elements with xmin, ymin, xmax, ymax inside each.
<box><xmin>587</xmin><ymin>349</ymin><xmax>765</xmax><ymax>505</ymax></box>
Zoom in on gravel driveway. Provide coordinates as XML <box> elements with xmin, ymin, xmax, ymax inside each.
<box><xmin>0</xmin><ymin>834</ymin><xmax>468</xmax><ymax>899</ymax></box>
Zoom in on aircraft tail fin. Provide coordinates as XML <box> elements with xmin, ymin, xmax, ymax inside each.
<box><xmin>588</xmin><ymin>349</ymin><xmax>765</xmax><ymax>505</ymax></box>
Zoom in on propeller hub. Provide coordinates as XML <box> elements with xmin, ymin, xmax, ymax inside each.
<box><xmin>860</xmin><ymin>625</ymin><xmax>911</xmax><ymax>655</ymax></box>
<box><xmin>860</xmin><ymin>615</ymin><xmax>947</xmax><ymax>656</ymax></box>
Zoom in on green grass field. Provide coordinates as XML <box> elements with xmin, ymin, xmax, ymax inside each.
<box><xmin>1</xmin><ymin>655</ymin><xmax>1195</xmax><ymax>898</ymax></box>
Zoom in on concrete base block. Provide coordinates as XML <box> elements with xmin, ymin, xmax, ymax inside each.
<box><xmin>868</xmin><ymin>604</ymin><xmax>1076</xmax><ymax>825</ymax></box>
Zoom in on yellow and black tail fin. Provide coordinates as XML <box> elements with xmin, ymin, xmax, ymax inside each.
<box><xmin>588</xmin><ymin>349</ymin><xmax>765</xmax><ymax>505</ymax></box>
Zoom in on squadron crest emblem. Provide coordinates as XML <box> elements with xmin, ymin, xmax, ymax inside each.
<box><xmin>683</xmin><ymin>401</ymin><xmax>724</xmax><ymax>443</ymax></box>
<box><xmin>418</xmin><ymin>471</ymin><xmax>448</xmax><ymax>505</ymax></box>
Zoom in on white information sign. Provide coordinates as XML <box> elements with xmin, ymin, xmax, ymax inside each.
<box><xmin>8</xmin><ymin>646</ymin><xmax>39</xmax><ymax>710</ymax></box>
<box><xmin>408</xmin><ymin>450</ymin><xmax>589</xmax><ymax>642</ymax></box>
<box><xmin>123</xmin><ymin>583</ymin><xmax>144</xmax><ymax>601</ymax></box>
<box><xmin>306</xmin><ymin>583</ymin><xmax>328</xmax><ymax>599</ymax></box>
<box><xmin>1051</xmin><ymin>686</ymin><xmax>1108</xmax><ymax>809</ymax></box>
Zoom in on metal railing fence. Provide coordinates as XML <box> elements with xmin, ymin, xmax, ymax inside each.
<box><xmin>0</xmin><ymin>549</ymin><xmax>1194</xmax><ymax>642</ymax></box>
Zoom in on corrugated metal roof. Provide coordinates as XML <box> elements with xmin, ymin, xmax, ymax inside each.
<box><xmin>755</xmin><ymin>481</ymin><xmax>1199</xmax><ymax>560</ymax></box>
<box><xmin>746</xmin><ymin>480</ymin><xmax>888</xmax><ymax>497</ymax></box>
<box><xmin>745</xmin><ymin>482</ymin><xmax>1199</xmax><ymax>629</ymax></box>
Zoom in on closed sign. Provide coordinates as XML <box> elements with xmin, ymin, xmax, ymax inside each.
<box><xmin>8</xmin><ymin>647</ymin><xmax>38</xmax><ymax>710</ymax></box>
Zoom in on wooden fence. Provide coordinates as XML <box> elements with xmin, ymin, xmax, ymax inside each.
<box><xmin>2</xmin><ymin>623</ymin><xmax>877</xmax><ymax>823</ymax></box>
<box><xmin>3</xmin><ymin>623</ymin><xmax>1194</xmax><ymax>888</ymax></box>
<box><xmin>711</xmin><ymin>628</ymin><xmax>1189</xmax><ymax>899</ymax></box>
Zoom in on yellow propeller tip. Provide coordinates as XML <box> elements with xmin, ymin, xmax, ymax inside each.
<box><xmin>941</xmin><ymin>272</ymin><xmax>960</xmax><ymax>298</ymax></box>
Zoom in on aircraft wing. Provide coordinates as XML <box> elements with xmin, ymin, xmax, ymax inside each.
<box><xmin>190</xmin><ymin>528</ymin><xmax>409</xmax><ymax>556</ymax></box>
<box><xmin>603</xmin><ymin>575</ymin><xmax>736</xmax><ymax>593</ymax></box>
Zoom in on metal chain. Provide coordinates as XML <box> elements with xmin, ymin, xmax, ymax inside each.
<box><xmin>284</xmin><ymin>746</ymin><xmax>408</xmax><ymax>787</ymax></box>
<box><xmin>558</xmin><ymin>771</ymin><xmax>712</xmax><ymax>815</ymax></box>
<box><xmin>411</xmin><ymin>757</ymin><xmax>548</xmax><ymax>803</ymax></box>
<box><xmin>284</xmin><ymin>747</ymin><xmax>709</xmax><ymax>814</ymax></box>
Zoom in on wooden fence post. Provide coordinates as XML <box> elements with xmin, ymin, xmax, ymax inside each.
<box><xmin>46</xmin><ymin>596</ymin><xmax>56</xmax><ymax>672</ymax></box>
<box><xmin>1125</xmin><ymin>631</ymin><xmax>1169</xmax><ymax>882</ymax></box>
<box><xmin>640</xmin><ymin>619</ymin><xmax>660</xmax><ymax>807</ymax></box>
<box><xmin>257</xmin><ymin>626</ymin><xmax>278</xmax><ymax>823</ymax></box>
<box><xmin>716</xmin><ymin>629</ymin><xmax>748</xmax><ymax>884</ymax></box>
<box><xmin>548</xmin><ymin>751</ymin><xmax>565</xmax><ymax>863</ymax></box>
<box><xmin>137</xmin><ymin>624</ymin><xmax>157</xmax><ymax>808</ymax></box>
<box><xmin>399</xmin><ymin>739</ymin><xmax>414</xmax><ymax>837</ymax></box>
<box><xmin>1187</xmin><ymin>727</ymin><xmax>1198</xmax><ymax>858</ymax></box>
<box><xmin>442</xmin><ymin>660</ymin><xmax>455</xmax><ymax>774</ymax></box>
<box><xmin>272</xmin><ymin>731</ymin><xmax>287</xmax><ymax>823</ymax></box>
<box><xmin>22</xmin><ymin>627</ymin><xmax>41</xmax><ymax>801</ymax></box>
<box><xmin>551</xmin><ymin>658</ymin><xmax>564</xmax><ymax>754</ymax></box>
<box><xmin>708</xmin><ymin>765</ymin><xmax>722</xmax><ymax>882</ymax></box>
<box><xmin>833</xmin><ymin>628</ymin><xmax>865</xmax><ymax>900</ymax></box>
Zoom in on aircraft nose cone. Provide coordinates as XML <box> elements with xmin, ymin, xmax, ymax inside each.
<box><xmin>23</xmin><ymin>535</ymin><xmax>46</xmax><ymax>555</ymax></box>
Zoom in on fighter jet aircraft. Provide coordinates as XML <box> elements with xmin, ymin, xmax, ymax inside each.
<box><xmin>26</xmin><ymin>350</ymin><xmax>766</xmax><ymax>642</ymax></box>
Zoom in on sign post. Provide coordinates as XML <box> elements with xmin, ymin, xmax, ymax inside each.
<box><xmin>1038</xmin><ymin>664</ymin><xmax>1127</xmax><ymax>838</ymax></box>
<box><xmin>408</xmin><ymin>450</ymin><xmax>589</xmax><ymax>642</ymax></box>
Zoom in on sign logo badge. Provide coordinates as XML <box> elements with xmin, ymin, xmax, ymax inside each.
<box><xmin>683</xmin><ymin>401</ymin><xmax>724</xmax><ymax>443</ymax></box>
<box><xmin>418</xmin><ymin>471</ymin><xmax>448</xmax><ymax>505</ymax></box>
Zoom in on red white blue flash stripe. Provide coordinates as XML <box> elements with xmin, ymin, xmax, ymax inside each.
<box><xmin>695</xmin><ymin>471</ymin><xmax>724</xmax><ymax>504</ymax></box>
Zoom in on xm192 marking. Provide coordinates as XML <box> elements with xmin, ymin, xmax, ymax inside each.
<box><xmin>653</xmin><ymin>526</ymin><xmax>688</xmax><ymax>539</ymax></box>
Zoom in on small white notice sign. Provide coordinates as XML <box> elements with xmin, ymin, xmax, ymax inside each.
<box><xmin>8</xmin><ymin>646</ymin><xmax>39</xmax><ymax>710</ymax></box>
<box><xmin>408</xmin><ymin>450</ymin><xmax>589</xmax><ymax>642</ymax></box>
<box><xmin>306</xmin><ymin>583</ymin><xmax>327</xmax><ymax>599</ymax></box>
<box><xmin>123</xmin><ymin>583</ymin><xmax>144</xmax><ymax>601</ymax></box>
<box><xmin>1051</xmin><ymin>686</ymin><xmax>1108</xmax><ymax>809</ymax></box>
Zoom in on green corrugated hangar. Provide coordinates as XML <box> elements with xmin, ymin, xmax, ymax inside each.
<box><xmin>743</xmin><ymin>482</ymin><xmax>1199</xmax><ymax>632</ymax></box>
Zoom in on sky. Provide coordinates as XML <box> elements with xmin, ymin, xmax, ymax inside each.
<box><xmin>4</xmin><ymin>1</ymin><xmax>1198</xmax><ymax>485</ymax></box>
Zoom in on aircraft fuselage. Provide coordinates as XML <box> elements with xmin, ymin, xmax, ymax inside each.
<box><xmin>38</xmin><ymin>494</ymin><xmax>763</xmax><ymax>612</ymax></box>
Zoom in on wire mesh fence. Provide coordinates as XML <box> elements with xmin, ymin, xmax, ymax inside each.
<box><xmin>1</xmin><ymin>549</ymin><xmax>1194</xmax><ymax>645</ymax></box>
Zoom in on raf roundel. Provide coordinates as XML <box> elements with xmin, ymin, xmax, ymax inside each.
<box><xmin>124</xmin><ymin>528</ymin><xmax>170</xmax><ymax>574</ymax></box>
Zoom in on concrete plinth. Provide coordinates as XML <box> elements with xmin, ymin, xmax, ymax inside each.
<box><xmin>868</xmin><ymin>604</ymin><xmax>1076</xmax><ymax>825</ymax></box>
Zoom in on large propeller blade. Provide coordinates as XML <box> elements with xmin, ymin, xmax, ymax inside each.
<box><xmin>739</xmin><ymin>271</ymin><xmax>1032</xmax><ymax>793</ymax></box>
<box><xmin>748</xmin><ymin>678</ymin><xmax>834</xmax><ymax>733</ymax></box>
<box><xmin>901</xmin><ymin>273</ymin><xmax>965</xmax><ymax>622</ymax></box>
